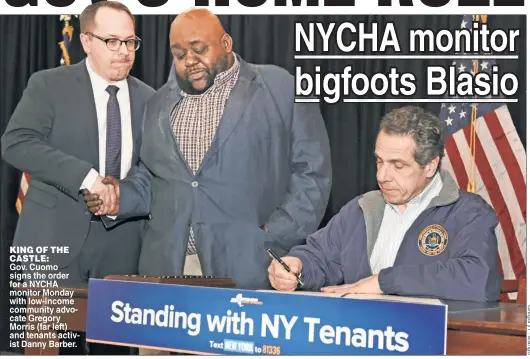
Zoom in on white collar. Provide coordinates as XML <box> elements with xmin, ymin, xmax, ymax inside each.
<box><xmin>387</xmin><ymin>172</ymin><xmax>443</xmax><ymax>212</ymax></box>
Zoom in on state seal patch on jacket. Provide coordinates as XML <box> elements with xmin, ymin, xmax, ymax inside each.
<box><xmin>418</xmin><ymin>224</ymin><xmax>448</xmax><ymax>256</ymax></box>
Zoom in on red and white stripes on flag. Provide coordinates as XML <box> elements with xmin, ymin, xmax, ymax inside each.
<box><xmin>15</xmin><ymin>172</ymin><xmax>31</xmax><ymax>214</ymax></box>
<box><xmin>442</xmin><ymin>105</ymin><xmax>527</xmax><ymax>287</ymax></box>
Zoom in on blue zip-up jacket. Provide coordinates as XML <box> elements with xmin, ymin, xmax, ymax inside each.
<box><xmin>288</xmin><ymin>171</ymin><xmax>501</xmax><ymax>302</ymax></box>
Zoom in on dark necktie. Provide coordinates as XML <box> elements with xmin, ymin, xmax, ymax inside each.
<box><xmin>105</xmin><ymin>85</ymin><xmax>121</xmax><ymax>178</ymax></box>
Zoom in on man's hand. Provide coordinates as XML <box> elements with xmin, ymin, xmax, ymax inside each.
<box><xmin>83</xmin><ymin>176</ymin><xmax>120</xmax><ymax>216</ymax></box>
<box><xmin>83</xmin><ymin>189</ymin><xmax>101</xmax><ymax>213</ymax></box>
<box><xmin>268</xmin><ymin>256</ymin><xmax>302</xmax><ymax>292</ymax></box>
<box><xmin>321</xmin><ymin>275</ymin><xmax>382</xmax><ymax>295</ymax></box>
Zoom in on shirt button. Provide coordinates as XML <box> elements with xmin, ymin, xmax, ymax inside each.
<box><xmin>191</xmin><ymin>181</ymin><xmax>199</xmax><ymax>188</ymax></box>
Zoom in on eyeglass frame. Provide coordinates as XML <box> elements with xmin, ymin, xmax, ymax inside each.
<box><xmin>85</xmin><ymin>32</ymin><xmax>142</xmax><ymax>52</ymax></box>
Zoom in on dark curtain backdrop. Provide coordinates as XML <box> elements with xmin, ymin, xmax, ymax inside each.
<box><xmin>0</xmin><ymin>15</ymin><xmax>526</xmax><ymax>352</ymax></box>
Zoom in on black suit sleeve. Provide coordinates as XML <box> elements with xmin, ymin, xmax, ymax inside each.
<box><xmin>1</xmin><ymin>72</ymin><xmax>93</xmax><ymax>200</ymax></box>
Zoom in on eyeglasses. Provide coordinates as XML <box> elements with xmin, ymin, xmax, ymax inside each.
<box><xmin>86</xmin><ymin>32</ymin><xmax>142</xmax><ymax>52</ymax></box>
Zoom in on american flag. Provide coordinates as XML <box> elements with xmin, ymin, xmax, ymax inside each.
<box><xmin>16</xmin><ymin>15</ymin><xmax>75</xmax><ymax>214</ymax></box>
<box><xmin>439</xmin><ymin>15</ymin><xmax>526</xmax><ymax>298</ymax></box>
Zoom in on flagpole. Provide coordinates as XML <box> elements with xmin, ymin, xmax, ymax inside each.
<box><xmin>467</xmin><ymin>59</ymin><xmax>478</xmax><ymax>193</ymax></box>
<box><xmin>466</xmin><ymin>15</ymin><xmax>488</xmax><ymax>194</ymax></box>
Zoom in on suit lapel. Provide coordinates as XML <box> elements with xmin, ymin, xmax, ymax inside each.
<box><xmin>127</xmin><ymin>77</ymin><xmax>143</xmax><ymax>160</ymax></box>
<box><xmin>159</xmin><ymin>85</ymin><xmax>192</xmax><ymax>175</ymax></box>
<box><xmin>74</xmin><ymin>60</ymin><xmax>100</xmax><ymax>171</ymax></box>
<box><xmin>196</xmin><ymin>58</ymin><xmax>259</xmax><ymax>175</ymax></box>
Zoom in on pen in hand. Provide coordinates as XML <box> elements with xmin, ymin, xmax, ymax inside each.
<box><xmin>266</xmin><ymin>248</ymin><xmax>304</xmax><ymax>288</ymax></box>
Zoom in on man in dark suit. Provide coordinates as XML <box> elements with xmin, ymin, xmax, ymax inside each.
<box><xmin>85</xmin><ymin>9</ymin><xmax>332</xmax><ymax>354</ymax></box>
<box><xmin>86</xmin><ymin>8</ymin><xmax>332</xmax><ymax>289</ymax></box>
<box><xmin>1</xmin><ymin>1</ymin><xmax>154</xmax><ymax>354</ymax></box>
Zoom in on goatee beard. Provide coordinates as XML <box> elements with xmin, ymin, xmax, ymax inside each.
<box><xmin>176</xmin><ymin>75</ymin><xmax>208</xmax><ymax>95</ymax></box>
<box><xmin>175</xmin><ymin>55</ymin><xmax>231</xmax><ymax>95</ymax></box>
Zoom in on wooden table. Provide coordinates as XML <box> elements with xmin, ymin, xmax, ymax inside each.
<box><xmin>446</xmin><ymin>301</ymin><xmax>527</xmax><ymax>355</ymax></box>
<box><xmin>23</xmin><ymin>289</ymin><xmax>527</xmax><ymax>355</ymax></box>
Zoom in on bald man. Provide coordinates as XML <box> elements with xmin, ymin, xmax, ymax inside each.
<box><xmin>169</xmin><ymin>9</ymin><xmax>235</xmax><ymax>94</ymax></box>
<box><xmin>86</xmin><ymin>9</ymin><xmax>331</xmax><ymax>291</ymax></box>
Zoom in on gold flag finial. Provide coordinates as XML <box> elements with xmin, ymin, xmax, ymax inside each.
<box><xmin>473</xmin><ymin>15</ymin><xmax>488</xmax><ymax>23</ymax></box>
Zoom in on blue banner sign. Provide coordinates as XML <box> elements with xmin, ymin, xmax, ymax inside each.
<box><xmin>86</xmin><ymin>279</ymin><xmax>447</xmax><ymax>355</ymax></box>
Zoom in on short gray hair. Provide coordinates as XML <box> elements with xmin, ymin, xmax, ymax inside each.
<box><xmin>379</xmin><ymin>106</ymin><xmax>444</xmax><ymax>171</ymax></box>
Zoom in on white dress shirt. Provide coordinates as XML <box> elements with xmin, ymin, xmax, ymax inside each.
<box><xmin>80</xmin><ymin>59</ymin><xmax>133</xmax><ymax>190</ymax></box>
<box><xmin>370</xmin><ymin>173</ymin><xmax>443</xmax><ymax>274</ymax></box>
